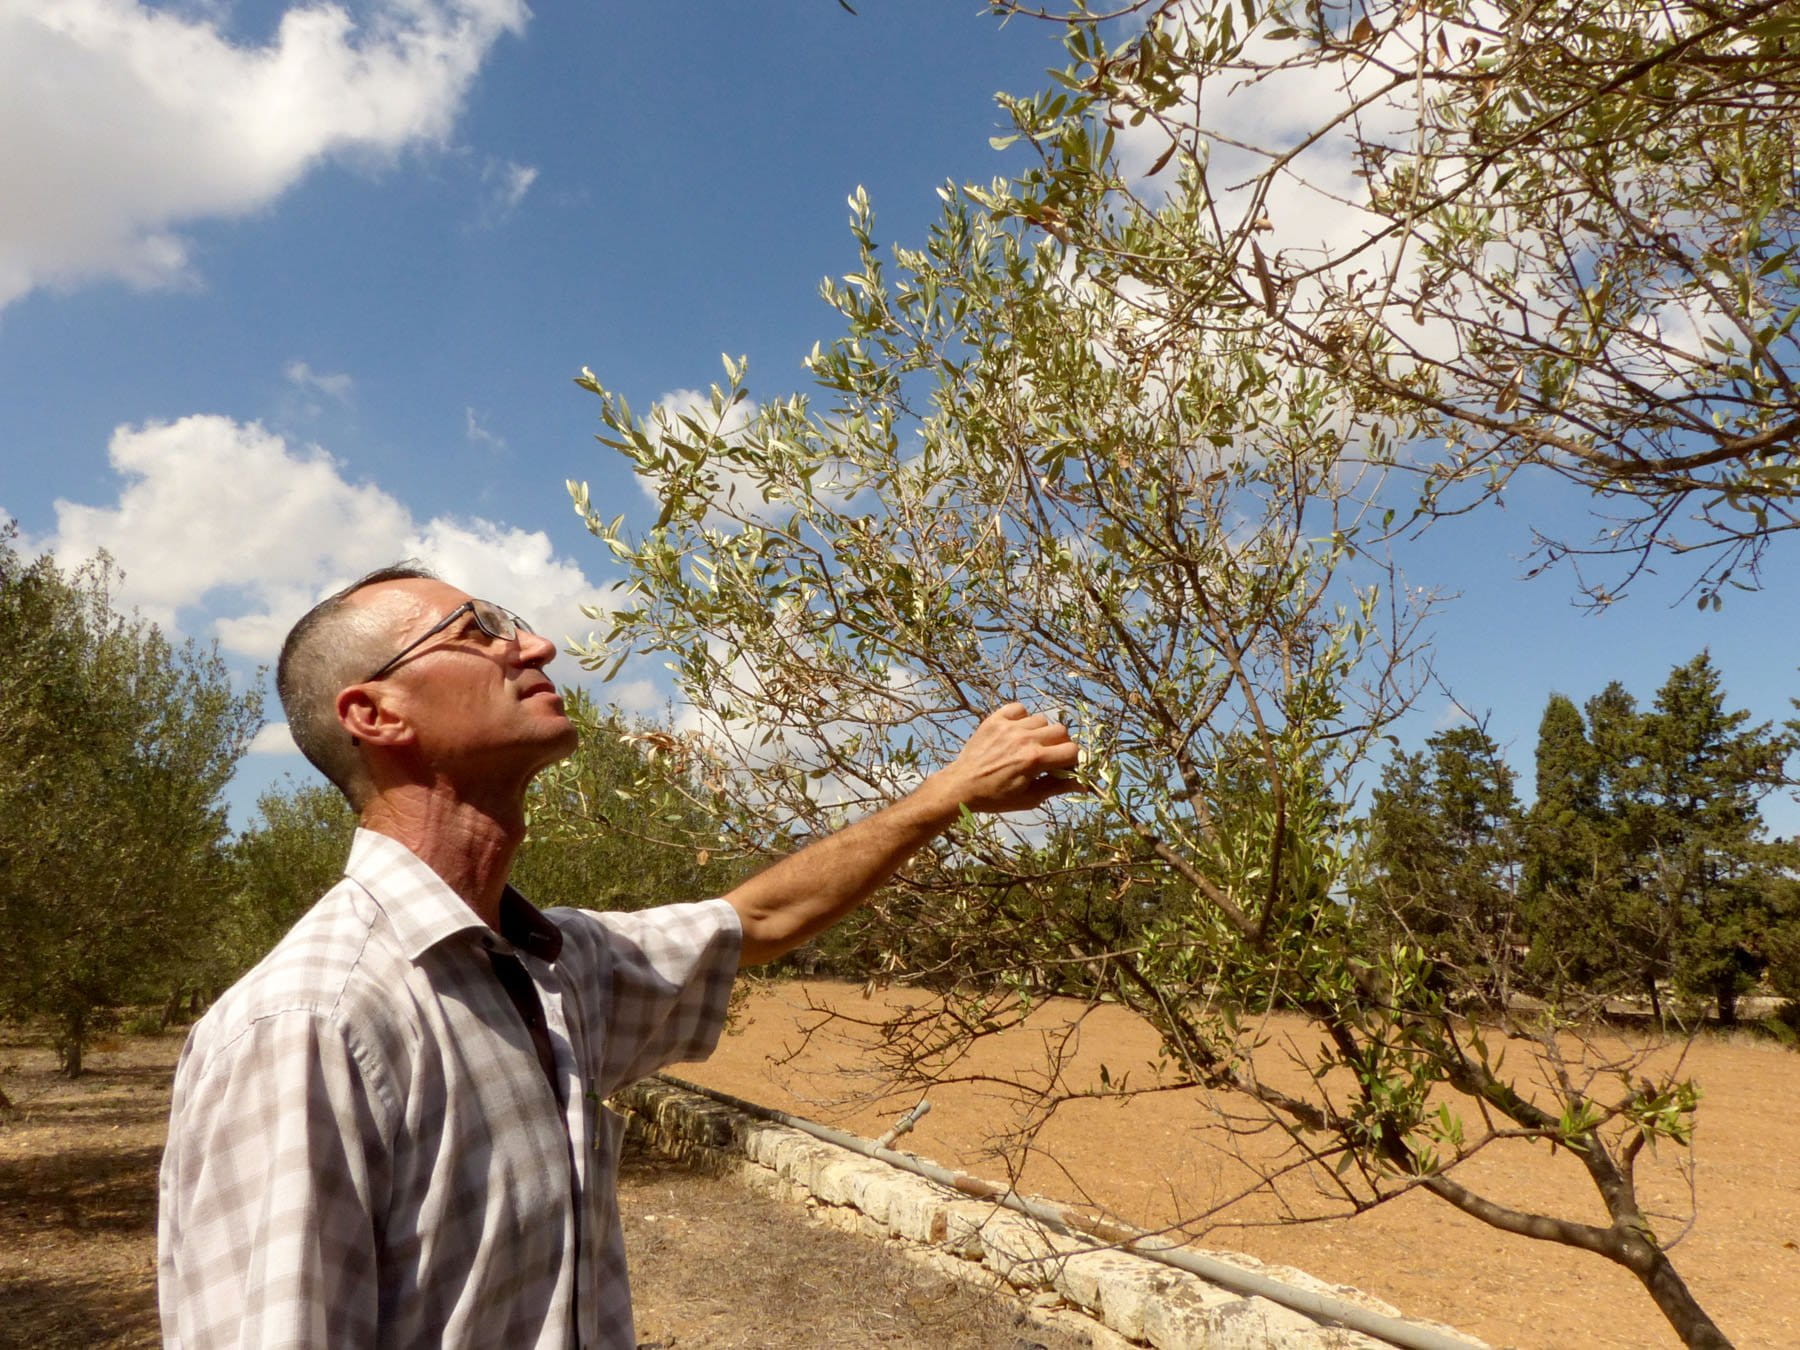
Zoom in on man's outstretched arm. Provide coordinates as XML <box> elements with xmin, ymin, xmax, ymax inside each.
<box><xmin>724</xmin><ymin>703</ymin><xmax>1081</xmax><ymax>966</ymax></box>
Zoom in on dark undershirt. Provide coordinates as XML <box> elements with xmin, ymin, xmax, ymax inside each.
<box><xmin>482</xmin><ymin>888</ymin><xmax>582</xmax><ymax>1347</ymax></box>
<box><xmin>486</xmin><ymin>887</ymin><xmax>565</xmax><ymax>1104</ymax></box>
<box><xmin>485</xmin><ymin>948</ymin><xmax>562</xmax><ymax>1103</ymax></box>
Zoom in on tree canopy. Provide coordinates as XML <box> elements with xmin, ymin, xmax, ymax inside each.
<box><xmin>1523</xmin><ymin>654</ymin><xmax>1798</xmax><ymax>1023</ymax></box>
<box><xmin>0</xmin><ymin>528</ymin><xmax>262</xmax><ymax>1075</ymax></box>
<box><xmin>1353</xmin><ymin>723</ymin><xmax>1525</xmax><ymax>1006</ymax></box>
<box><xmin>511</xmin><ymin>687</ymin><xmax>746</xmax><ymax>911</ymax></box>
<box><xmin>980</xmin><ymin>0</ymin><xmax>1800</xmax><ymax>605</ymax></box>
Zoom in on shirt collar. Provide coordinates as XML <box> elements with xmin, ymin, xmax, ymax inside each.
<box><xmin>345</xmin><ymin>828</ymin><xmax>563</xmax><ymax>965</ymax></box>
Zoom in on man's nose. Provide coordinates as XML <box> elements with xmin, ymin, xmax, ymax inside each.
<box><xmin>519</xmin><ymin>628</ymin><xmax>558</xmax><ymax>667</ymax></box>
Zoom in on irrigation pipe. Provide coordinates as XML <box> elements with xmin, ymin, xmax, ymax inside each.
<box><xmin>650</xmin><ymin>1074</ymin><xmax>1481</xmax><ymax>1350</ymax></box>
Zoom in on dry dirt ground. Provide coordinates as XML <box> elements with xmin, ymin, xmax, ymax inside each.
<box><xmin>2</xmin><ymin>986</ymin><xmax>1794</xmax><ymax>1350</ymax></box>
<box><xmin>680</xmin><ymin>981</ymin><xmax>1800</xmax><ymax>1350</ymax></box>
<box><xmin>0</xmin><ymin>1029</ymin><xmax>1089</xmax><ymax>1350</ymax></box>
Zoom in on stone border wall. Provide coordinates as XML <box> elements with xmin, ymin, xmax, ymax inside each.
<box><xmin>612</xmin><ymin>1077</ymin><xmax>1486</xmax><ymax>1350</ymax></box>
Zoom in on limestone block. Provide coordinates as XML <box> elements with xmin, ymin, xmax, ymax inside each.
<box><xmin>749</xmin><ymin>1129</ymin><xmax>802</xmax><ymax>1175</ymax></box>
<box><xmin>1223</xmin><ymin>1294</ymin><xmax>1344</xmax><ymax>1350</ymax></box>
<box><xmin>844</xmin><ymin>1165</ymin><xmax>893</xmax><ymax>1224</ymax></box>
<box><xmin>1076</xmin><ymin>1254</ymin><xmax>1164</xmax><ymax>1342</ymax></box>
<box><xmin>939</xmin><ymin>1200</ymin><xmax>996</xmax><ymax>1260</ymax></box>
<box><xmin>809</xmin><ymin>1155</ymin><xmax>865</xmax><ymax>1207</ymax></box>
<box><xmin>854</xmin><ymin>1211</ymin><xmax>888</xmax><ymax>1242</ymax></box>
<box><xmin>882</xmin><ymin>1178</ymin><xmax>951</xmax><ymax>1244</ymax></box>
<box><xmin>1139</xmin><ymin>1285</ymin><xmax>1246</xmax><ymax>1348</ymax></box>
<box><xmin>739</xmin><ymin>1123</ymin><xmax>783</xmax><ymax>1168</ymax></box>
<box><xmin>972</xmin><ymin>1210</ymin><xmax>1067</xmax><ymax>1290</ymax></box>
<box><xmin>1055</xmin><ymin>1249</ymin><xmax>1149</xmax><ymax>1319</ymax></box>
<box><xmin>784</xmin><ymin>1139</ymin><xmax>839</xmax><ymax>1194</ymax></box>
<box><xmin>1138</xmin><ymin>1285</ymin><xmax>1322</xmax><ymax>1350</ymax></box>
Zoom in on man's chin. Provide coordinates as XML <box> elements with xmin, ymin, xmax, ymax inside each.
<box><xmin>541</xmin><ymin>717</ymin><xmax>581</xmax><ymax>762</ymax></box>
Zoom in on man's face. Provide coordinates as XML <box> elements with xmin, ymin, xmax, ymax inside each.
<box><xmin>347</xmin><ymin>578</ymin><xmax>579</xmax><ymax>787</ymax></box>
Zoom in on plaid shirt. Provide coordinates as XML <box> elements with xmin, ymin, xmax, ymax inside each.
<box><xmin>158</xmin><ymin>828</ymin><xmax>740</xmax><ymax>1349</ymax></box>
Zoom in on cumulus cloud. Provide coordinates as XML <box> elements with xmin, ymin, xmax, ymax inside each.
<box><xmin>1099</xmin><ymin>9</ymin><xmax>1501</xmax><ymax>369</ymax></box>
<box><xmin>33</xmin><ymin>412</ymin><xmax>614</xmax><ymax>662</ymax></box>
<box><xmin>0</xmin><ymin>0</ymin><xmax>528</xmax><ymax>309</ymax></box>
<box><xmin>635</xmin><ymin>385</ymin><xmax>863</xmax><ymax>527</ymax></box>
<box><xmin>248</xmin><ymin>721</ymin><xmax>299</xmax><ymax>755</ymax></box>
<box><xmin>607</xmin><ymin>678</ymin><xmax>661</xmax><ymax>715</ymax></box>
<box><xmin>1113</xmin><ymin>11</ymin><xmax>1427</xmax><ymax>248</ymax></box>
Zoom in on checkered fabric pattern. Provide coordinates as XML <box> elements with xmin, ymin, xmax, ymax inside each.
<box><xmin>158</xmin><ymin>828</ymin><xmax>741</xmax><ymax>1349</ymax></box>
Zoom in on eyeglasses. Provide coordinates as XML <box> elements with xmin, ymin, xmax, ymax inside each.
<box><xmin>362</xmin><ymin>599</ymin><xmax>533</xmax><ymax>683</ymax></box>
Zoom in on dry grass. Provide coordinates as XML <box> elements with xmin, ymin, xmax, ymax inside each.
<box><xmin>0</xmin><ymin>1028</ymin><xmax>1092</xmax><ymax>1350</ymax></box>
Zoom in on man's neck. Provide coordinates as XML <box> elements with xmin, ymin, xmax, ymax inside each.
<box><xmin>359</xmin><ymin>786</ymin><xmax>525</xmax><ymax>929</ymax></box>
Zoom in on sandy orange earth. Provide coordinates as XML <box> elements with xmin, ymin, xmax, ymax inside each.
<box><xmin>677</xmin><ymin>980</ymin><xmax>1798</xmax><ymax>1350</ymax></box>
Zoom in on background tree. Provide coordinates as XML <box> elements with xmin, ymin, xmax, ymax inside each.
<box><xmin>1521</xmin><ymin>691</ymin><xmax>1631</xmax><ymax>998</ymax></box>
<box><xmin>0</xmin><ymin>529</ymin><xmax>262</xmax><ymax>1075</ymax></box>
<box><xmin>1523</xmin><ymin>656</ymin><xmax>1796</xmax><ymax>1024</ymax></box>
<box><xmin>1353</xmin><ymin>723</ymin><xmax>1525</xmax><ymax>1007</ymax></box>
<box><xmin>511</xmin><ymin>687</ymin><xmax>744</xmax><ymax>912</ymax></box>
<box><xmin>219</xmin><ymin>781</ymin><xmax>357</xmax><ymax>996</ymax></box>
<box><xmin>1619</xmin><ymin>655</ymin><xmax>1794</xmax><ymax>1023</ymax></box>
<box><xmin>1765</xmin><ymin>878</ymin><xmax>1800</xmax><ymax>1034</ymax></box>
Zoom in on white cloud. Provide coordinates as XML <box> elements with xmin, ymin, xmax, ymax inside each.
<box><xmin>476</xmin><ymin>156</ymin><xmax>537</xmax><ymax>226</ymax></box>
<box><xmin>464</xmin><ymin>405</ymin><xmax>506</xmax><ymax>450</ymax></box>
<box><xmin>607</xmin><ymin>677</ymin><xmax>660</xmax><ymax>714</ymax></box>
<box><xmin>1432</xmin><ymin>699</ymin><xmax>1479</xmax><ymax>731</ymax></box>
<box><xmin>285</xmin><ymin>360</ymin><xmax>354</xmax><ymax>402</ymax></box>
<box><xmin>0</xmin><ymin>0</ymin><xmax>528</xmax><ymax>309</ymax></box>
<box><xmin>33</xmin><ymin>412</ymin><xmax>614</xmax><ymax>661</ymax></box>
<box><xmin>401</xmin><ymin>515</ymin><xmax>605</xmax><ymax>647</ymax></box>
<box><xmin>248</xmin><ymin>721</ymin><xmax>298</xmax><ymax>755</ymax></box>
<box><xmin>637</xmin><ymin>384</ymin><xmax>862</xmax><ymax>526</ymax></box>
<box><xmin>1106</xmin><ymin>11</ymin><xmax>1482</xmax><ymax>367</ymax></box>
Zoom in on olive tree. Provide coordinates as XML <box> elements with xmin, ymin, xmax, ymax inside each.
<box><xmin>985</xmin><ymin>0</ymin><xmax>1800</xmax><ymax>609</ymax></box>
<box><xmin>0</xmin><ymin>531</ymin><xmax>262</xmax><ymax>1075</ymax></box>
<box><xmin>511</xmin><ymin>686</ymin><xmax>745</xmax><ymax>911</ymax></box>
<box><xmin>220</xmin><ymin>781</ymin><xmax>358</xmax><ymax>992</ymax></box>
<box><xmin>570</xmin><ymin>156</ymin><xmax>1733</xmax><ymax>1342</ymax></box>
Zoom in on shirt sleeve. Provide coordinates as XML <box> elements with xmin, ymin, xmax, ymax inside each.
<box><xmin>158</xmin><ymin>1011</ymin><xmax>392</xmax><ymax>1349</ymax></box>
<box><xmin>572</xmin><ymin>897</ymin><xmax>742</xmax><ymax>1095</ymax></box>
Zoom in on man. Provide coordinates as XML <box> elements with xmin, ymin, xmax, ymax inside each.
<box><xmin>157</xmin><ymin>564</ymin><xmax>1080</xmax><ymax>1348</ymax></box>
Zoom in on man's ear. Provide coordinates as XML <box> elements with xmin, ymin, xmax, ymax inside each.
<box><xmin>338</xmin><ymin>684</ymin><xmax>414</xmax><ymax>748</ymax></box>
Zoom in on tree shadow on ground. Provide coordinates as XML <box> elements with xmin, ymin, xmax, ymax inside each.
<box><xmin>0</xmin><ymin>1273</ymin><xmax>160</xmax><ymax>1349</ymax></box>
<box><xmin>0</xmin><ymin>1143</ymin><xmax>162</xmax><ymax>1349</ymax></box>
<box><xmin>0</xmin><ymin>1142</ymin><xmax>162</xmax><ymax>1233</ymax></box>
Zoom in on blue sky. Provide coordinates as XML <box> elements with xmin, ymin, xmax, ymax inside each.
<box><xmin>2</xmin><ymin>1</ymin><xmax>1795</xmax><ymax>832</ymax></box>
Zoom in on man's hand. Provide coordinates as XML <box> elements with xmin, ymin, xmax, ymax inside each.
<box><xmin>725</xmin><ymin>702</ymin><xmax>1084</xmax><ymax>965</ymax></box>
<box><xmin>933</xmin><ymin>701</ymin><xmax>1084</xmax><ymax>815</ymax></box>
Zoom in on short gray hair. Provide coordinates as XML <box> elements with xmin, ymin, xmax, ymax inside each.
<box><xmin>276</xmin><ymin>562</ymin><xmax>439</xmax><ymax>810</ymax></box>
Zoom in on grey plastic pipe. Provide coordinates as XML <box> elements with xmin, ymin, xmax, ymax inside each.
<box><xmin>653</xmin><ymin>1073</ymin><xmax>1483</xmax><ymax>1350</ymax></box>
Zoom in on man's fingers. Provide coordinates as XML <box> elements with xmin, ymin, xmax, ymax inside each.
<box><xmin>957</xmin><ymin>703</ymin><xmax>1084</xmax><ymax>813</ymax></box>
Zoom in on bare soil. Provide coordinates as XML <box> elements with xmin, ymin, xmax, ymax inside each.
<box><xmin>3</xmin><ymin>988</ymin><xmax>1793</xmax><ymax>1350</ymax></box>
<box><xmin>0</xmin><ymin>1029</ymin><xmax>1091</xmax><ymax>1350</ymax></box>
<box><xmin>676</xmin><ymin>981</ymin><xmax>1800</xmax><ymax>1350</ymax></box>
